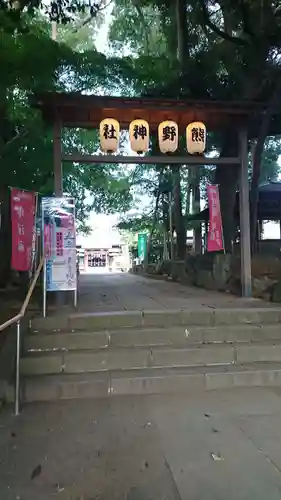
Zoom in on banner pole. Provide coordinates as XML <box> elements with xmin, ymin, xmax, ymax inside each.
<box><xmin>32</xmin><ymin>192</ymin><xmax>39</xmax><ymax>277</ymax></box>
<box><xmin>217</xmin><ymin>184</ymin><xmax>226</xmax><ymax>254</ymax></box>
<box><xmin>74</xmin><ymin>199</ymin><xmax>78</xmax><ymax>309</ymax></box>
<box><xmin>43</xmin><ymin>258</ymin><xmax>47</xmax><ymax>318</ymax></box>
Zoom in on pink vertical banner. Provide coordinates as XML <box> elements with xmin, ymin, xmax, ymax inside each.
<box><xmin>11</xmin><ymin>188</ymin><xmax>36</xmax><ymax>271</ymax></box>
<box><xmin>207</xmin><ymin>184</ymin><xmax>224</xmax><ymax>252</ymax></box>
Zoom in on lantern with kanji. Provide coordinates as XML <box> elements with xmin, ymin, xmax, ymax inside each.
<box><xmin>186</xmin><ymin>122</ymin><xmax>206</xmax><ymax>154</ymax></box>
<box><xmin>129</xmin><ymin>119</ymin><xmax>149</xmax><ymax>154</ymax></box>
<box><xmin>100</xmin><ymin>118</ymin><xmax>120</xmax><ymax>153</ymax></box>
<box><xmin>158</xmin><ymin>121</ymin><xmax>178</xmax><ymax>153</ymax></box>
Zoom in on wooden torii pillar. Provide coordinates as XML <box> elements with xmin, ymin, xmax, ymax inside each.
<box><xmin>53</xmin><ymin>116</ymin><xmax>63</xmax><ymax>196</ymax></box>
<box><xmin>53</xmin><ymin>116</ymin><xmax>64</xmax><ymax>305</ymax></box>
<box><xmin>239</xmin><ymin>128</ymin><xmax>252</xmax><ymax>297</ymax></box>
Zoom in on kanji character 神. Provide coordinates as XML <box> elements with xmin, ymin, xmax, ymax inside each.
<box><xmin>133</xmin><ymin>124</ymin><xmax>147</xmax><ymax>140</ymax></box>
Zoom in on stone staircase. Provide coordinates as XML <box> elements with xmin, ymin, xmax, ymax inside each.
<box><xmin>19</xmin><ymin>307</ymin><xmax>281</xmax><ymax>402</ymax></box>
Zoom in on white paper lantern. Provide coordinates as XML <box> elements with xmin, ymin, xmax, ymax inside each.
<box><xmin>129</xmin><ymin>119</ymin><xmax>149</xmax><ymax>154</ymax></box>
<box><xmin>158</xmin><ymin>121</ymin><xmax>178</xmax><ymax>153</ymax></box>
<box><xmin>100</xmin><ymin>118</ymin><xmax>120</xmax><ymax>153</ymax></box>
<box><xmin>186</xmin><ymin>122</ymin><xmax>206</xmax><ymax>154</ymax></box>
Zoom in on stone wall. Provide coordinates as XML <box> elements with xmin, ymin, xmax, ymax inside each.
<box><xmin>135</xmin><ymin>254</ymin><xmax>232</xmax><ymax>291</ymax></box>
<box><xmin>133</xmin><ymin>253</ymin><xmax>281</xmax><ymax>303</ymax></box>
<box><xmin>186</xmin><ymin>254</ymin><xmax>281</xmax><ymax>301</ymax></box>
<box><xmin>234</xmin><ymin>240</ymin><xmax>281</xmax><ymax>257</ymax></box>
<box><xmin>183</xmin><ymin>254</ymin><xmax>232</xmax><ymax>292</ymax></box>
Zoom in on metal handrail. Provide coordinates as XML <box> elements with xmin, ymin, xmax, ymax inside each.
<box><xmin>0</xmin><ymin>257</ymin><xmax>44</xmax><ymax>332</ymax></box>
<box><xmin>0</xmin><ymin>256</ymin><xmax>44</xmax><ymax>415</ymax></box>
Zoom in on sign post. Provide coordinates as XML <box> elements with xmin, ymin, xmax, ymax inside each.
<box><xmin>206</xmin><ymin>185</ymin><xmax>224</xmax><ymax>253</ymax></box>
<box><xmin>42</xmin><ymin>197</ymin><xmax>77</xmax><ymax>317</ymax></box>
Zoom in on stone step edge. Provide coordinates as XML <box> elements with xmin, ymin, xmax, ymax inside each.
<box><xmin>22</xmin><ymin>340</ymin><xmax>281</xmax><ymax>358</ymax></box>
<box><xmin>20</xmin><ymin>341</ymin><xmax>281</xmax><ymax>377</ymax></box>
<box><xmin>17</xmin><ymin>362</ymin><xmax>281</xmax><ymax>402</ymax></box>
<box><xmin>24</xmin><ymin>336</ymin><xmax>281</xmax><ymax>355</ymax></box>
<box><xmin>25</xmin><ymin>324</ymin><xmax>281</xmax><ymax>351</ymax></box>
<box><xmin>30</xmin><ymin>307</ymin><xmax>281</xmax><ymax>331</ymax></box>
<box><xmin>28</xmin><ymin>323</ymin><xmax>281</xmax><ymax>335</ymax></box>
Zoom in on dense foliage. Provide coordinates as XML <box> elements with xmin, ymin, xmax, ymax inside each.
<box><xmin>0</xmin><ymin>2</ymin><xmax>132</xmax><ymax>283</ymax></box>
<box><xmin>0</xmin><ymin>5</ymin><xmax>134</xmax><ymax>231</ymax></box>
<box><xmin>110</xmin><ymin>0</ymin><xmax>281</xmax><ymax>253</ymax></box>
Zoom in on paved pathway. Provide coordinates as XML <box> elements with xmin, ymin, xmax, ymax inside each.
<box><xmin>76</xmin><ymin>270</ymin><xmax>271</xmax><ymax>313</ymax></box>
<box><xmin>2</xmin><ymin>388</ymin><xmax>281</xmax><ymax>499</ymax></box>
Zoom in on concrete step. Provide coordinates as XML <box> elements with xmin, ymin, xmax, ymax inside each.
<box><xmin>20</xmin><ymin>341</ymin><xmax>281</xmax><ymax>376</ymax></box>
<box><xmin>25</xmin><ymin>324</ymin><xmax>281</xmax><ymax>352</ymax></box>
<box><xmin>31</xmin><ymin>307</ymin><xmax>281</xmax><ymax>333</ymax></box>
<box><xmin>19</xmin><ymin>362</ymin><xmax>281</xmax><ymax>402</ymax></box>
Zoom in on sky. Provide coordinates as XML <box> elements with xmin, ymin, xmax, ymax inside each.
<box><xmin>77</xmin><ymin>6</ymin><xmax>281</xmax><ymax>248</ymax></box>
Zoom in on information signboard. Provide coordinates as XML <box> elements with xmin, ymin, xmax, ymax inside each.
<box><xmin>42</xmin><ymin>197</ymin><xmax>77</xmax><ymax>292</ymax></box>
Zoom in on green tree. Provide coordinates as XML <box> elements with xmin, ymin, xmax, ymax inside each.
<box><xmin>0</xmin><ymin>5</ymin><xmax>135</xmax><ymax>285</ymax></box>
<box><xmin>0</xmin><ymin>0</ymin><xmax>110</xmax><ymax>24</ymax></box>
<box><xmin>109</xmin><ymin>0</ymin><xmax>281</xmax><ymax>253</ymax></box>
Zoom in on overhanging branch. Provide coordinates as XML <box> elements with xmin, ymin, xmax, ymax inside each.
<box><xmin>199</xmin><ymin>0</ymin><xmax>247</xmax><ymax>46</ymax></box>
<box><xmin>0</xmin><ymin>130</ymin><xmax>28</xmax><ymax>160</ymax></box>
<box><xmin>72</xmin><ymin>0</ymin><xmax>113</xmax><ymax>33</ymax></box>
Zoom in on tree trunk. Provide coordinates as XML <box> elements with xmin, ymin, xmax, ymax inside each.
<box><xmin>0</xmin><ymin>186</ymin><xmax>11</xmax><ymax>288</ymax></box>
<box><xmin>162</xmin><ymin>194</ymin><xmax>169</xmax><ymax>234</ymax></box>
<box><xmin>185</xmin><ymin>168</ymin><xmax>192</xmax><ymax>216</ymax></box>
<box><xmin>173</xmin><ymin>166</ymin><xmax>186</xmax><ymax>259</ymax></box>
<box><xmin>145</xmin><ymin>169</ymin><xmax>164</xmax><ymax>267</ymax></box>
<box><xmin>0</xmin><ymin>94</ymin><xmax>12</xmax><ymax>288</ymax></box>
<box><xmin>191</xmin><ymin>166</ymin><xmax>201</xmax><ymax>254</ymax></box>
<box><xmin>168</xmin><ymin>0</ymin><xmax>188</xmax><ymax>261</ymax></box>
<box><xmin>176</xmin><ymin>0</ymin><xmax>189</xmax><ymax>62</ymax></box>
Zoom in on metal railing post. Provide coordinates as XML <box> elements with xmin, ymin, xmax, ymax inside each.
<box><xmin>15</xmin><ymin>320</ymin><xmax>21</xmax><ymax>416</ymax></box>
<box><xmin>0</xmin><ymin>257</ymin><xmax>44</xmax><ymax>415</ymax></box>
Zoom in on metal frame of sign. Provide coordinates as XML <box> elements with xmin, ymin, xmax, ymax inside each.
<box><xmin>42</xmin><ymin>197</ymin><xmax>77</xmax><ymax>317</ymax></box>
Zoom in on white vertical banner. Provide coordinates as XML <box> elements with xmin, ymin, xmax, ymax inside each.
<box><xmin>42</xmin><ymin>197</ymin><xmax>77</xmax><ymax>292</ymax></box>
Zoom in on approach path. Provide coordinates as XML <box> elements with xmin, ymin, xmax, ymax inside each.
<box><xmin>76</xmin><ymin>270</ymin><xmax>270</xmax><ymax>313</ymax></box>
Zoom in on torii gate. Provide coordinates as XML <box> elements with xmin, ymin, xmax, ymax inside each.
<box><xmin>31</xmin><ymin>92</ymin><xmax>275</xmax><ymax>298</ymax></box>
